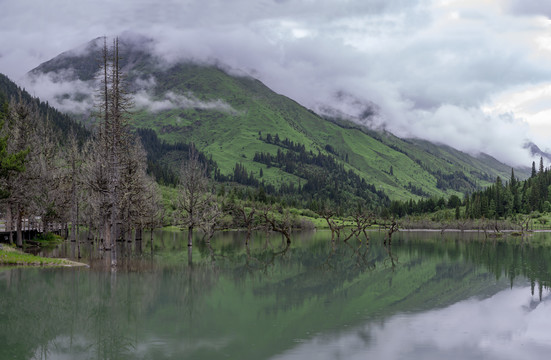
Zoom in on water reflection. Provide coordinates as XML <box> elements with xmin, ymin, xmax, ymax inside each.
<box><xmin>3</xmin><ymin>231</ymin><xmax>551</xmax><ymax>359</ymax></box>
<box><xmin>272</xmin><ymin>286</ymin><xmax>551</xmax><ymax>360</ymax></box>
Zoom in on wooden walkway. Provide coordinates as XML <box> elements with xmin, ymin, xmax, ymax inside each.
<box><xmin>1</xmin><ymin>229</ymin><xmax>40</xmax><ymax>241</ymax></box>
<box><xmin>0</xmin><ymin>222</ymin><xmax>65</xmax><ymax>243</ymax></box>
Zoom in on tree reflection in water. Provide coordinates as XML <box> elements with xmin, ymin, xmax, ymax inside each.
<box><xmin>3</xmin><ymin>231</ymin><xmax>551</xmax><ymax>359</ymax></box>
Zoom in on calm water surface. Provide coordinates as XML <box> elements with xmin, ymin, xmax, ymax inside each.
<box><xmin>2</xmin><ymin>230</ymin><xmax>551</xmax><ymax>359</ymax></box>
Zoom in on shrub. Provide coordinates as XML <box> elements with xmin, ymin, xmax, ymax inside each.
<box><xmin>33</xmin><ymin>232</ymin><xmax>63</xmax><ymax>243</ymax></box>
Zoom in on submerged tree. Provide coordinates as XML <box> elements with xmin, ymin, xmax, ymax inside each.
<box><xmin>119</xmin><ymin>138</ymin><xmax>161</xmax><ymax>243</ymax></box>
<box><xmin>99</xmin><ymin>37</ymin><xmax>132</xmax><ymax>257</ymax></box>
<box><xmin>227</xmin><ymin>200</ymin><xmax>261</xmax><ymax>245</ymax></box>
<box><xmin>83</xmin><ymin>37</ymin><xmax>159</xmax><ymax>264</ymax></box>
<box><xmin>262</xmin><ymin>206</ymin><xmax>293</xmax><ymax>245</ymax></box>
<box><xmin>177</xmin><ymin>145</ymin><xmax>212</xmax><ymax>247</ymax></box>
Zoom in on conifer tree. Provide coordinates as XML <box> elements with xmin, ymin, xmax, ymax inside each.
<box><xmin>0</xmin><ymin>95</ymin><xmax>60</xmax><ymax>246</ymax></box>
<box><xmin>0</xmin><ymin>101</ymin><xmax>27</xmax><ymax>199</ymax></box>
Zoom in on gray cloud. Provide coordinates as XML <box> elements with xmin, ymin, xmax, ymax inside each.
<box><xmin>22</xmin><ymin>70</ymin><xmax>96</xmax><ymax>114</ymax></box>
<box><xmin>134</xmin><ymin>89</ymin><xmax>240</xmax><ymax>115</ymax></box>
<box><xmin>506</xmin><ymin>1</ymin><xmax>551</xmax><ymax>18</ymax></box>
<box><xmin>2</xmin><ymin>0</ymin><xmax>551</xmax><ymax>166</ymax></box>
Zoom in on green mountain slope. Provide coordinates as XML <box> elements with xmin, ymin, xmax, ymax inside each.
<box><xmin>27</xmin><ymin>36</ymin><xmax>529</xmax><ymax>202</ymax></box>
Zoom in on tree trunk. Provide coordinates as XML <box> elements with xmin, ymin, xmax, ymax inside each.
<box><xmin>76</xmin><ymin>202</ymin><xmax>80</xmax><ymax>258</ymax></box>
<box><xmin>114</xmin><ymin>221</ymin><xmax>121</xmax><ymax>242</ymax></box>
<box><xmin>245</xmin><ymin>227</ymin><xmax>252</xmax><ymax>246</ymax></box>
<box><xmin>70</xmin><ymin>221</ymin><xmax>76</xmax><ymax>242</ymax></box>
<box><xmin>16</xmin><ymin>204</ymin><xmax>23</xmax><ymax>248</ymax></box>
<box><xmin>188</xmin><ymin>226</ymin><xmax>193</xmax><ymax>247</ymax></box>
<box><xmin>124</xmin><ymin>224</ymin><xmax>131</xmax><ymax>243</ymax></box>
<box><xmin>110</xmin><ymin>221</ymin><xmax>117</xmax><ymax>268</ymax></box>
<box><xmin>150</xmin><ymin>229</ymin><xmax>154</xmax><ymax>253</ymax></box>
<box><xmin>87</xmin><ymin>226</ymin><xmax>93</xmax><ymax>242</ymax></box>
<box><xmin>103</xmin><ymin>221</ymin><xmax>111</xmax><ymax>250</ymax></box>
<box><xmin>6</xmin><ymin>203</ymin><xmax>13</xmax><ymax>245</ymax></box>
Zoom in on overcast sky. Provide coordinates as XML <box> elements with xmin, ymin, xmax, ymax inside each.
<box><xmin>2</xmin><ymin>0</ymin><xmax>551</xmax><ymax>166</ymax></box>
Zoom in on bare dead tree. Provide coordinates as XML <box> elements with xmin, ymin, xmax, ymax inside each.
<box><xmin>177</xmin><ymin>144</ymin><xmax>211</xmax><ymax>247</ymax></box>
<box><xmin>65</xmin><ymin>131</ymin><xmax>83</xmax><ymax>245</ymax></box>
<box><xmin>117</xmin><ymin>138</ymin><xmax>161</xmax><ymax>245</ymax></box>
<box><xmin>349</xmin><ymin>211</ymin><xmax>375</xmax><ymax>243</ymax></box>
<box><xmin>29</xmin><ymin>116</ymin><xmax>68</xmax><ymax>235</ymax></box>
<box><xmin>1</xmin><ymin>96</ymin><xmax>36</xmax><ymax>246</ymax></box>
<box><xmin>517</xmin><ymin>214</ymin><xmax>532</xmax><ymax>234</ymax></box>
<box><xmin>0</xmin><ymin>94</ymin><xmax>62</xmax><ymax>247</ymax></box>
<box><xmin>83</xmin><ymin>37</ymin><xmax>136</xmax><ymax>267</ymax></box>
<box><xmin>106</xmin><ymin>38</ymin><xmax>132</xmax><ymax>265</ymax></box>
<box><xmin>384</xmin><ymin>219</ymin><xmax>398</xmax><ymax>246</ymax></box>
<box><xmin>141</xmin><ymin>182</ymin><xmax>164</xmax><ymax>252</ymax></box>
<box><xmin>227</xmin><ymin>200</ymin><xmax>261</xmax><ymax>245</ymax></box>
<box><xmin>262</xmin><ymin>206</ymin><xmax>292</xmax><ymax>245</ymax></box>
<box><xmin>81</xmin><ymin>135</ymin><xmax>110</xmax><ymax>249</ymax></box>
<box><xmin>199</xmin><ymin>193</ymin><xmax>224</xmax><ymax>244</ymax></box>
<box><xmin>318</xmin><ymin>207</ymin><xmax>369</xmax><ymax>243</ymax></box>
<box><xmin>319</xmin><ymin>208</ymin><xmax>344</xmax><ymax>243</ymax></box>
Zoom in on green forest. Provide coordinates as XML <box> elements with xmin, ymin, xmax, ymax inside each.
<box><xmin>1</xmin><ymin>37</ymin><xmax>547</xmax><ymax>253</ymax></box>
<box><xmin>388</xmin><ymin>160</ymin><xmax>551</xmax><ymax>223</ymax></box>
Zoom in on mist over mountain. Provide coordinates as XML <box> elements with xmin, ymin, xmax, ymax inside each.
<box><xmin>20</xmin><ymin>33</ymin><xmax>532</xmax><ymax>201</ymax></box>
<box><xmin>524</xmin><ymin>142</ymin><xmax>551</xmax><ymax>164</ymax></box>
<box><xmin>21</xmin><ymin>32</ymin><xmax>545</xmax><ymax>170</ymax></box>
<box><xmin>3</xmin><ymin>0</ymin><xmax>551</xmax><ymax>170</ymax></box>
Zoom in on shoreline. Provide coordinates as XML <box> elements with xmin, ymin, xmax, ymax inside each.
<box><xmin>397</xmin><ymin>228</ymin><xmax>551</xmax><ymax>233</ymax></box>
<box><xmin>0</xmin><ymin>246</ymin><xmax>89</xmax><ymax>268</ymax></box>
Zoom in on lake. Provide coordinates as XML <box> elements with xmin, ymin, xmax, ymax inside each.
<box><xmin>2</xmin><ymin>229</ymin><xmax>551</xmax><ymax>359</ymax></box>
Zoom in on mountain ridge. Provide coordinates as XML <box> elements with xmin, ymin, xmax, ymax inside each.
<box><xmin>23</xmin><ymin>35</ymin><xmax>530</xmax><ymax>202</ymax></box>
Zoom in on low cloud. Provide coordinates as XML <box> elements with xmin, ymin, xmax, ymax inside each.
<box><xmin>4</xmin><ymin>0</ymin><xmax>551</xmax><ymax>167</ymax></box>
<box><xmin>134</xmin><ymin>89</ymin><xmax>240</xmax><ymax>114</ymax></box>
<box><xmin>406</xmin><ymin>105</ymin><xmax>532</xmax><ymax>167</ymax></box>
<box><xmin>23</xmin><ymin>68</ymin><xmax>240</xmax><ymax>117</ymax></box>
<box><xmin>137</xmin><ymin>3</ymin><xmax>549</xmax><ymax>167</ymax></box>
<box><xmin>22</xmin><ymin>70</ymin><xmax>96</xmax><ymax>114</ymax></box>
<box><xmin>317</xmin><ymin>90</ymin><xmax>534</xmax><ymax>166</ymax></box>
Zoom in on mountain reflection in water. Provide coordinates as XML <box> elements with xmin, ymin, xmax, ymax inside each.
<box><xmin>271</xmin><ymin>286</ymin><xmax>551</xmax><ymax>360</ymax></box>
<box><xmin>3</xmin><ymin>230</ymin><xmax>551</xmax><ymax>360</ymax></box>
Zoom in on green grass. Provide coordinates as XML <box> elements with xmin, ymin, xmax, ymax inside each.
<box><xmin>127</xmin><ymin>63</ymin><xmax>526</xmax><ymax>201</ymax></box>
<box><xmin>0</xmin><ymin>246</ymin><xmax>86</xmax><ymax>267</ymax></box>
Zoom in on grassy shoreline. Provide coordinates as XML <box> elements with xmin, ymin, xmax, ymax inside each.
<box><xmin>0</xmin><ymin>245</ymin><xmax>88</xmax><ymax>267</ymax></box>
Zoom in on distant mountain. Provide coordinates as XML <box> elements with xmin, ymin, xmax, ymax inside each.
<box><xmin>524</xmin><ymin>142</ymin><xmax>551</xmax><ymax>164</ymax></box>
<box><xmin>24</xmin><ymin>34</ymin><xmax>530</xmax><ymax>203</ymax></box>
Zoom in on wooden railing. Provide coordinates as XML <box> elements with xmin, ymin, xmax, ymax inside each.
<box><xmin>0</xmin><ymin>219</ymin><xmax>66</xmax><ymax>243</ymax></box>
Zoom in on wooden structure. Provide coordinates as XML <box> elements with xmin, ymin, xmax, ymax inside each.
<box><xmin>0</xmin><ymin>220</ymin><xmax>65</xmax><ymax>244</ymax></box>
